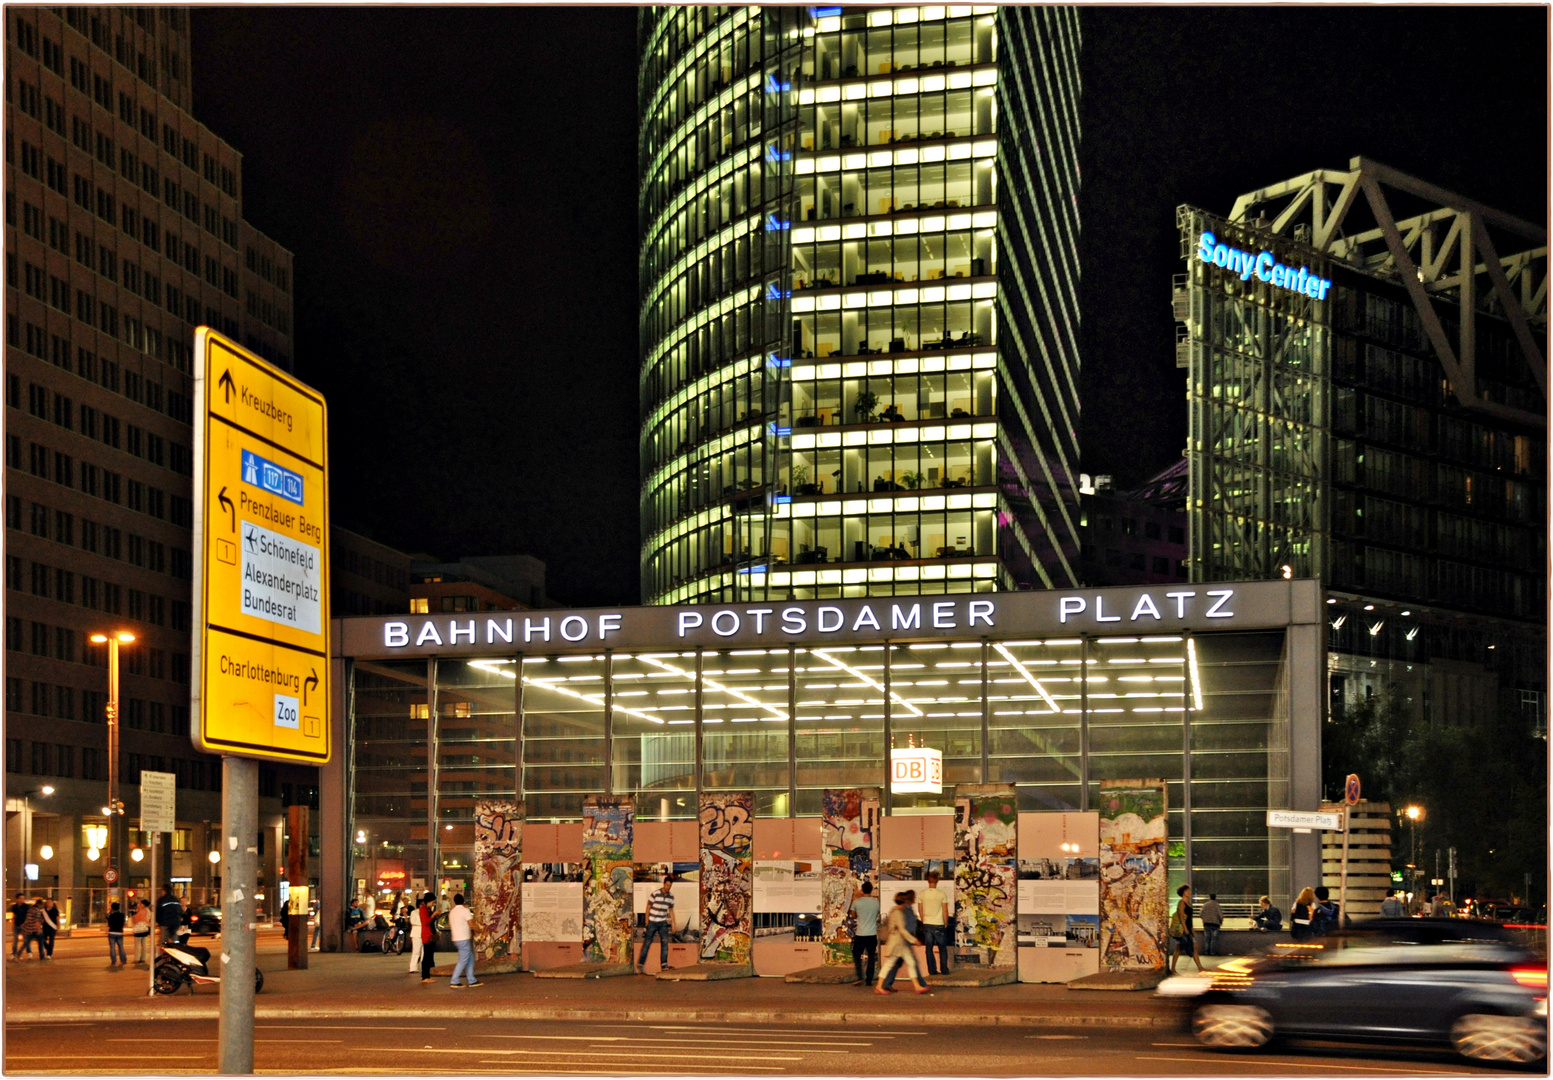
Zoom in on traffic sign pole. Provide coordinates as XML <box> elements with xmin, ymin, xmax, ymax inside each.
<box><xmin>191</xmin><ymin>330</ymin><xmax>330</xmax><ymax>1074</ymax></box>
<box><xmin>218</xmin><ymin>756</ymin><xmax>258</xmax><ymax>1075</ymax></box>
<box><xmin>1340</xmin><ymin>774</ymin><xmax>1360</xmax><ymax>928</ymax></box>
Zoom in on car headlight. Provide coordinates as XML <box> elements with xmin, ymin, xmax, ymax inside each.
<box><xmin>1156</xmin><ymin>976</ymin><xmax>1213</xmax><ymax>998</ymax></box>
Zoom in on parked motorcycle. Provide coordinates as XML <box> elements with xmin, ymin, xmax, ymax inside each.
<box><xmin>154</xmin><ymin>934</ymin><xmax>263</xmax><ymax>995</ymax></box>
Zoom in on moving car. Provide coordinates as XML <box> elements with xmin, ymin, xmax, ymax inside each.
<box><xmin>187</xmin><ymin>906</ymin><xmax>222</xmax><ymax>936</ymax></box>
<box><xmin>1160</xmin><ymin>919</ymin><xmax>1547</xmax><ymax>1065</ymax></box>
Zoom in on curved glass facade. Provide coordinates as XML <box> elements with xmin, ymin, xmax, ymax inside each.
<box><xmin>640</xmin><ymin>6</ymin><xmax>1084</xmax><ymax>605</ymax></box>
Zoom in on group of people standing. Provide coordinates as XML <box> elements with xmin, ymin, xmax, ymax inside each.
<box><xmin>846</xmin><ymin>871</ymin><xmax>953</xmax><ymax>996</ymax></box>
<box><xmin>9</xmin><ymin>896</ymin><xmax>60</xmax><ymax>960</ymax></box>
<box><xmin>395</xmin><ymin>891</ymin><xmax>479</xmax><ymax>987</ymax></box>
<box><xmin>1169</xmin><ymin>882</ymin><xmax>1346</xmax><ymax>973</ymax></box>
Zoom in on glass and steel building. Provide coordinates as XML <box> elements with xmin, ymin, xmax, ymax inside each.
<box><xmin>638</xmin><ymin>6</ymin><xmax>1083</xmax><ymax>605</ymax></box>
<box><xmin>1175</xmin><ymin>159</ymin><xmax>1545</xmax><ymax>730</ymax></box>
<box><xmin>323</xmin><ymin>579</ymin><xmax>1325</xmax><ymax>923</ymax></box>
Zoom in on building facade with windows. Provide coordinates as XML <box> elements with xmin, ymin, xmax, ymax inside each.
<box><xmin>1175</xmin><ymin>159</ymin><xmax>1545</xmax><ymax>735</ymax></box>
<box><xmin>639</xmin><ymin>5</ymin><xmax>1083</xmax><ymax>605</ymax></box>
<box><xmin>5</xmin><ymin>5</ymin><xmax>313</xmax><ymax>920</ymax></box>
<box><xmin>320</xmin><ymin>579</ymin><xmax>1325</xmax><ymax>939</ymax></box>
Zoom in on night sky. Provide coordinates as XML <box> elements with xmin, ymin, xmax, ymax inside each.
<box><xmin>189</xmin><ymin>6</ymin><xmax>1546</xmax><ymax>607</ymax></box>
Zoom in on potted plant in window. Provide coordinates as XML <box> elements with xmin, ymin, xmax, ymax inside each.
<box><xmin>853</xmin><ymin>387</ymin><xmax>879</xmax><ymax>424</ymax></box>
<box><xmin>901</xmin><ymin>471</ymin><xmax>923</xmax><ymax>490</ymax></box>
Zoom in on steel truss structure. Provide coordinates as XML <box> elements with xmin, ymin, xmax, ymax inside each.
<box><xmin>1228</xmin><ymin>157</ymin><xmax>1545</xmax><ymax>429</ymax></box>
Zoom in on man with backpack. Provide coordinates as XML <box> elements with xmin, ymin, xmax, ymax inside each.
<box><xmin>1312</xmin><ymin>885</ymin><xmax>1341</xmax><ymax>936</ymax></box>
<box><xmin>155</xmin><ymin>884</ymin><xmax>185</xmax><ymax>944</ymax></box>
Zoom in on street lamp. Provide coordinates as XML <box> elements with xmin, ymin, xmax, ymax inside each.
<box><xmin>16</xmin><ymin>787</ymin><xmax>55</xmax><ymax>891</ymax></box>
<box><xmin>90</xmin><ymin>631</ymin><xmax>134</xmax><ymax>900</ymax></box>
<box><xmin>1403</xmin><ymin>805</ymin><xmax>1424</xmax><ymax>912</ymax></box>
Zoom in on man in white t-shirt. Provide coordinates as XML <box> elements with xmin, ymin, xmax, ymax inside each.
<box><xmin>916</xmin><ymin>872</ymin><xmax>952</xmax><ymax>976</ymax></box>
<box><xmin>448</xmin><ymin>894</ymin><xmax>480</xmax><ymax>988</ymax></box>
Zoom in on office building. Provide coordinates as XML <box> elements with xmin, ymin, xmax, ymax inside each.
<box><xmin>5</xmin><ymin>5</ymin><xmax>311</xmax><ymax>919</ymax></box>
<box><xmin>409</xmin><ymin>553</ymin><xmax>549</xmax><ymax>614</ymax></box>
<box><xmin>1078</xmin><ymin>461</ymin><xmax>1189</xmax><ymax>587</ymax></box>
<box><xmin>1175</xmin><ymin>158</ymin><xmax>1545</xmax><ymax>732</ymax></box>
<box><xmin>639</xmin><ymin>5</ymin><xmax>1083</xmax><ymax>604</ymax></box>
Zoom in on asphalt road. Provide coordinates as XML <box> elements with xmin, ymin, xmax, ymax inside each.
<box><xmin>4</xmin><ymin>1016</ymin><xmax>1516</xmax><ymax>1075</ymax></box>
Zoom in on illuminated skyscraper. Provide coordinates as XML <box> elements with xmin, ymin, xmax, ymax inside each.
<box><xmin>639</xmin><ymin>6</ymin><xmax>1082</xmax><ymax>604</ymax></box>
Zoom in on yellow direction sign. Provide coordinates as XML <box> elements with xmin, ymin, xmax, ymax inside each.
<box><xmin>192</xmin><ymin>329</ymin><xmax>330</xmax><ymax>764</ymax></box>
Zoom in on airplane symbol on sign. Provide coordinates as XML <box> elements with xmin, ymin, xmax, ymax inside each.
<box><xmin>244</xmin><ymin>527</ymin><xmax>259</xmax><ymax>553</ymax></box>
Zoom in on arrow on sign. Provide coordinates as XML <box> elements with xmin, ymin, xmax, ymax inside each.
<box><xmin>218</xmin><ymin>368</ymin><xmax>236</xmax><ymax>403</ymax></box>
<box><xmin>304</xmin><ymin>669</ymin><xmax>318</xmax><ymax>707</ymax></box>
<box><xmin>217</xmin><ymin>487</ymin><xmax>235</xmax><ymax>532</ymax></box>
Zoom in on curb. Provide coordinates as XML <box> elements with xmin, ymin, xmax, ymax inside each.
<box><xmin>12</xmin><ymin>1003</ymin><xmax>1177</xmax><ymax>1028</ymax></box>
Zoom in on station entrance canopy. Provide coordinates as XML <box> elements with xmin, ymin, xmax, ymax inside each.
<box><xmin>327</xmin><ymin>579</ymin><xmax>1325</xmax><ymax>974</ymax></box>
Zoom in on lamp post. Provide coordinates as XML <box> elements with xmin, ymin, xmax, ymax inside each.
<box><xmin>16</xmin><ymin>787</ymin><xmax>55</xmax><ymax>892</ymax></box>
<box><xmin>91</xmin><ymin>631</ymin><xmax>135</xmax><ymax>905</ymax></box>
<box><xmin>1403</xmin><ymin>805</ymin><xmax>1424</xmax><ymax>912</ymax></box>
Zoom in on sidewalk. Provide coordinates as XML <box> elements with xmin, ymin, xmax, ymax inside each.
<box><xmin>4</xmin><ymin>930</ymin><xmax>1187</xmax><ymax>1029</ymax></box>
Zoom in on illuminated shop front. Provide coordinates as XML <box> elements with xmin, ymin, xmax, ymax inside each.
<box><xmin>323</xmin><ymin>580</ymin><xmax>1324</xmax><ymax>936</ymax></box>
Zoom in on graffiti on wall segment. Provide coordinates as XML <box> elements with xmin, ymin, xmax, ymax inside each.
<box><xmin>472</xmin><ymin>800</ymin><xmax>523</xmax><ymax>963</ymax></box>
<box><xmin>1097</xmin><ymin>779</ymin><xmax>1168</xmax><ymax>971</ymax></box>
<box><xmin>954</xmin><ymin>792</ymin><xmax>1018</xmax><ymax>965</ymax></box>
<box><xmin>699</xmin><ymin>791</ymin><xmax>754</xmax><ymax>964</ymax></box>
<box><xmin>582</xmin><ymin>796</ymin><xmax>635</xmax><ymax>964</ymax></box>
<box><xmin>820</xmin><ymin>788</ymin><xmax>880</xmax><ymax>965</ymax></box>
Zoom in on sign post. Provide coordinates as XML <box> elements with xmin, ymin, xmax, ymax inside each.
<box><xmin>139</xmin><ymin>770</ymin><xmax>175</xmax><ymax>997</ymax></box>
<box><xmin>1340</xmin><ymin>773</ymin><xmax>1360</xmax><ymax>928</ymax></box>
<box><xmin>191</xmin><ymin>329</ymin><xmax>330</xmax><ymax>1074</ymax></box>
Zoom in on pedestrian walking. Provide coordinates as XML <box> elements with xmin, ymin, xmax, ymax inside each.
<box><xmin>131</xmin><ymin>901</ymin><xmax>153</xmax><ymax>964</ymax></box>
<box><xmin>1290</xmin><ymin>886</ymin><xmax>1316</xmax><ymax>941</ymax></box>
<box><xmin>1252</xmin><ymin>894</ymin><xmax>1282</xmax><ymax>932</ymax></box>
<box><xmin>636</xmin><ymin>874</ymin><xmax>675</xmax><ymax>974</ymax></box>
<box><xmin>447</xmin><ymin>893</ymin><xmax>480</xmax><ymax>988</ymax></box>
<box><xmin>418</xmin><ymin>893</ymin><xmax>438</xmax><ymax>982</ymax></box>
<box><xmin>848</xmin><ymin>881</ymin><xmax>880</xmax><ymax>986</ymax></box>
<box><xmin>310</xmin><ymin>901</ymin><xmax>323</xmax><ymax>951</ymax></box>
<box><xmin>19</xmin><ymin>900</ymin><xmax>46</xmax><ymax>960</ymax></box>
<box><xmin>106</xmin><ymin>902</ymin><xmax>127</xmax><ymax>966</ymax></box>
<box><xmin>1379</xmin><ymin>887</ymin><xmax>1405</xmax><ymax>918</ymax></box>
<box><xmin>156</xmin><ymin>884</ymin><xmax>184</xmax><ymax>944</ymax></box>
<box><xmin>876</xmin><ymin>891</ymin><xmax>929</xmax><ymax>994</ymax></box>
<box><xmin>11</xmin><ymin>894</ymin><xmax>31</xmax><ymax>959</ymax></box>
<box><xmin>1430</xmin><ymin>892</ymin><xmax>1447</xmax><ymax>918</ymax></box>
<box><xmin>407</xmin><ymin>893</ymin><xmax>425</xmax><ymax>975</ymax></box>
<box><xmin>41</xmin><ymin>900</ymin><xmax>58</xmax><ymax>958</ymax></box>
<box><xmin>1169</xmin><ymin>884</ymin><xmax>1202</xmax><ymax>974</ymax></box>
<box><xmin>1200</xmin><ymin>892</ymin><xmax>1223</xmax><ymax>956</ymax></box>
<box><xmin>916</xmin><ymin>872</ymin><xmax>951</xmax><ymax>976</ymax></box>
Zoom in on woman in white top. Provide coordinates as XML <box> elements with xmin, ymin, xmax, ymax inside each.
<box><xmin>407</xmin><ymin>896</ymin><xmax>425</xmax><ymax>974</ymax></box>
<box><xmin>130</xmin><ymin>901</ymin><xmax>153</xmax><ymax>964</ymax></box>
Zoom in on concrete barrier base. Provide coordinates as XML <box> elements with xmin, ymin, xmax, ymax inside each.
<box><xmin>932</xmin><ymin>967</ymin><xmax>1018</xmax><ymax>988</ymax></box>
<box><xmin>534</xmin><ymin>962</ymin><xmax>635</xmax><ymax>979</ymax></box>
<box><xmin>1067</xmin><ymin>969</ymin><xmax>1165</xmax><ymax>991</ymax></box>
<box><xmin>784</xmin><ymin>965</ymin><xmax>859</xmax><ymax>985</ymax></box>
<box><xmin>656</xmin><ymin>963</ymin><xmax>753</xmax><ymax>981</ymax></box>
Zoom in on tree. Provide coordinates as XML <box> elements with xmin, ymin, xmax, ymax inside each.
<box><xmin>1324</xmin><ymin>685</ymin><xmax>1548</xmax><ymax>904</ymax></box>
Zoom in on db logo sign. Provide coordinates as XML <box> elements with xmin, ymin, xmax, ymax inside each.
<box><xmin>890</xmin><ymin>748</ymin><xmax>943</xmax><ymax>794</ymax></box>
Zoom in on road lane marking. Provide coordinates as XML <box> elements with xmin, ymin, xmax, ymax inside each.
<box><xmin>1136</xmin><ymin>1054</ymin><xmax>1478</xmax><ymax>1075</ymax></box>
<box><xmin>476</xmin><ymin>1035</ymin><xmax>847</xmax><ymax>1053</ymax></box>
<box><xmin>1028</xmin><ymin>1034</ymin><xmax>1089</xmax><ymax>1040</ymax></box>
<box><xmin>360</xmin><ymin>1048</ymin><xmax>803</xmax><ymax>1062</ymax></box>
<box><xmin>255</xmin><ymin>1025</ymin><xmax>446</xmax><ymax>1031</ymax></box>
